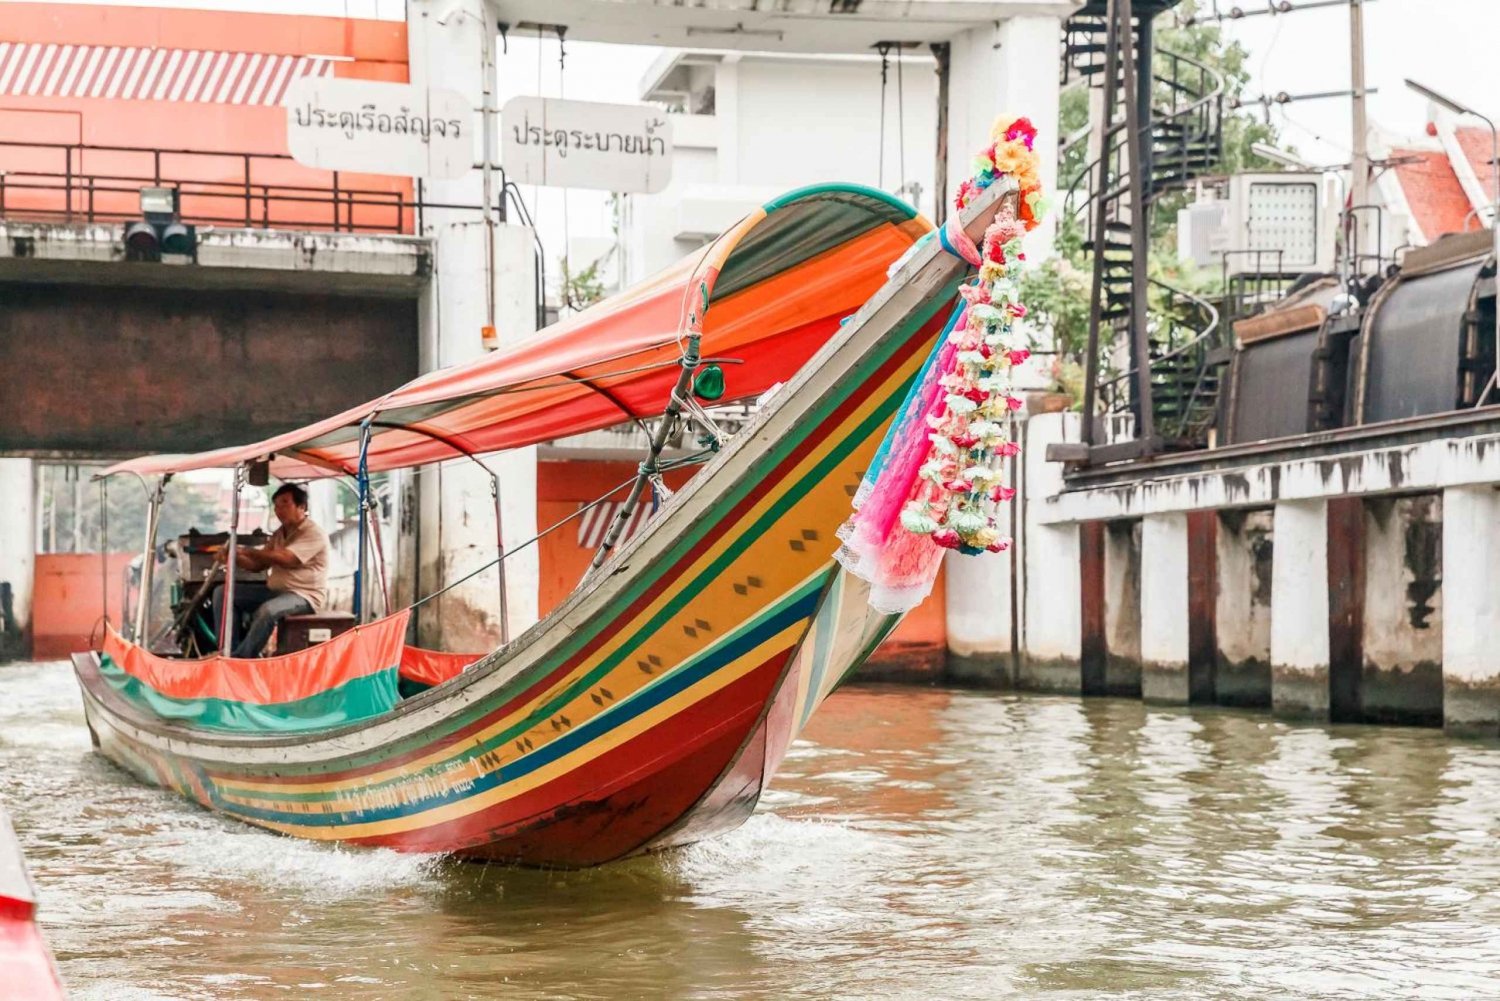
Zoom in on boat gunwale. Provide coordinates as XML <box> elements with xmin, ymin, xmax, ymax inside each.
<box><xmin>72</xmin><ymin>180</ymin><xmax>1017</xmax><ymax>761</ymax></box>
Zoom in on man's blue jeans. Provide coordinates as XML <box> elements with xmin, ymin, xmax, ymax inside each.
<box><xmin>210</xmin><ymin>582</ymin><xmax>313</xmax><ymax>658</ymax></box>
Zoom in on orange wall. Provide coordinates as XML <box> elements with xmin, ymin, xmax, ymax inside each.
<box><xmin>31</xmin><ymin>551</ymin><xmax>133</xmax><ymax>658</ymax></box>
<box><xmin>0</xmin><ymin>4</ymin><xmax>412</xmax><ymax>231</ymax></box>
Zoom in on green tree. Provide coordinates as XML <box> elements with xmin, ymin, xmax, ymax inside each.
<box><xmin>1033</xmin><ymin>0</ymin><xmax>1296</xmax><ymax>392</ymax></box>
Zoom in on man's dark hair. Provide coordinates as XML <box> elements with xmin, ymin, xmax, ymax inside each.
<box><xmin>272</xmin><ymin>482</ymin><xmax>309</xmax><ymax>509</ymax></box>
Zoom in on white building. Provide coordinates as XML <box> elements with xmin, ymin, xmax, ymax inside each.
<box><xmin>620</xmin><ymin>49</ymin><xmax>939</xmax><ymax>283</ymax></box>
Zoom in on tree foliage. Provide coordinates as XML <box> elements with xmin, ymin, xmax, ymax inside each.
<box><xmin>1029</xmin><ymin>0</ymin><xmax>1295</xmax><ymax>395</ymax></box>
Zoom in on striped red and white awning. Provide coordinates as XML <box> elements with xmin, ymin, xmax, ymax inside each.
<box><xmin>0</xmin><ymin>42</ymin><xmax>336</xmax><ymax>105</ymax></box>
<box><xmin>576</xmin><ymin>501</ymin><xmax>657</xmax><ymax>550</ymax></box>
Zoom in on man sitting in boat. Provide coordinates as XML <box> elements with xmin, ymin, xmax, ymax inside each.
<box><xmin>210</xmin><ymin>483</ymin><xmax>330</xmax><ymax>658</ymax></box>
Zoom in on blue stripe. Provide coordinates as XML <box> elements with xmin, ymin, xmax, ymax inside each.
<box><xmin>217</xmin><ymin>578</ymin><xmax>827</xmax><ymax>828</ymax></box>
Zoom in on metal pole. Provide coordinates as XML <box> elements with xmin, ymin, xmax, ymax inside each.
<box><xmin>1080</xmin><ymin>0</ymin><xmax>1123</xmax><ymax>449</ymax></box>
<box><xmin>1476</xmin><ymin>113</ymin><xmax>1500</xmax><ymax>407</ymax></box>
<box><xmin>132</xmin><ymin>476</ymin><xmax>167</xmax><ymax>643</ymax></box>
<box><xmin>931</xmin><ymin>42</ymin><xmax>951</xmax><ymax>226</ymax></box>
<box><xmin>488</xmin><ymin>472</ymin><xmax>510</xmax><ymax>645</ymax></box>
<box><xmin>1118</xmin><ymin>0</ymin><xmax>1156</xmax><ymax>450</ymax></box>
<box><xmin>354</xmin><ymin>419</ymin><xmax>373</xmax><ymax>624</ymax></box>
<box><xmin>479</xmin><ymin>1</ymin><xmax>499</xmax><ymax>337</ymax></box>
<box><xmin>219</xmin><ymin>464</ymin><xmax>244</xmax><ymax>657</ymax></box>
<box><xmin>587</xmin><ymin>336</ymin><xmax>700</xmax><ymax>577</ymax></box>
<box><xmin>1348</xmin><ymin>0</ymin><xmax>1370</xmax><ymax>266</ymax></box>
<box><xmin>98</xmin><ymin>477</ymin><xmax>108</xmax><ymax>628</ymax></box>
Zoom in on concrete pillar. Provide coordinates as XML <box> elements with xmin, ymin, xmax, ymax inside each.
<box><xmin>1442</xmin><ymin>486</ymin><xmax>1500</xmax><ymax>737</ymax></box>
<box><xmin>1214</xmin><ymin>509</ymin><xmax>1273</xmax><ymax>707</ymax></box>
<box><xmin>947</xmin><ymin>12</ymin><xmax>1065</xmax><ymax>258</ymax></box>
<box><xmin>1270</xmin><ymin>499</ymin><xmax>1330</xmax><ymax>720</ymax></box>
<box><xmin>1103</xmin><ymin>519</ymin><xmax>1143</xmax><ymax>696</ymax></box>
<box><xmin>414</xmin><ymin>222</ymin><xmax>539</xmax><ymax>651</ymax></box>
<box><xmin>0</xmin><ymin>458</ymin><xmax>35</xmax><ymax>659</ymax></box>
<box><xmin>1141</xmin><ymin>512</ymin><xmax>1190</xmax><ymax>703</ymax></box>
<box><xmin>944</xmin><ymin>546</ymin><xmax>1013</xmax><ymax>685</ymax></box>
<box><xmin>1019</xmin><ymin>412</ymin><xmax>1082</xmax><ymax>691</ymax></box>
<box><xmin>1360</xmin><ymin>495</ymin><xmax>1443</xmax><ymax>726</ymax></box>
<box><xmin>408</xmin><ymin>0</ymin><xmax>539</xmax><ymax>650</ymax></box>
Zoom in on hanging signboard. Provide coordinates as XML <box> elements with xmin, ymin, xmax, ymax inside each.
<box><xmin>284</xmin><ymin>77</ymin><xmax>473</xmax><ymax>179</ymax></box>
<box><xmin>501</xmin><ymin>96</ymin><xmax>672</xmax><ymax>194</ymax></box>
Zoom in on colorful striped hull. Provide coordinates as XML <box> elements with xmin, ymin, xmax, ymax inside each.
<box><xmin>74</xmin><ymin>183</ymin><xmax>1016</xmax><ymax>867</ymax></box>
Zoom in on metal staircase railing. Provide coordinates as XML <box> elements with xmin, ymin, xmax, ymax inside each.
<box><xmin>1058</xmin><ymin>4</ymin><xmax>1229</xmax><ymax>455</ymax></box>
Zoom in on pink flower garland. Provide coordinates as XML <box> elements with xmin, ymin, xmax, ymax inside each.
<box><xmin>899</xmin><ymin>118</ymin><xmax>1042</xmax><ymax>555</ymax></box>
<box><xmin>833</xmin><ymin>115</ymin><xmax>1045</xmax><ymax>612</ymax></box>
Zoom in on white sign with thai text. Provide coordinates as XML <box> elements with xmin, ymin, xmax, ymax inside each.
<box><xmin>501</xmin><ymin>97</ymin><xmax>672</xmax><ymax>194</ymax></box>
<box><xmin>284</xmin><ymin>76</ymin><xmax>473</xmax><ymax>179</ymax></box>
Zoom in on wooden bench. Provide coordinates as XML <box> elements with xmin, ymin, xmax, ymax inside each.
<box><xmin>276</xmin><ymin>612</ymin><xmax>356</xmax><ymax>654</ymax></box>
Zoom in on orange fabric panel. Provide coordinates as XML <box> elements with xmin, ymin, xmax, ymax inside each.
<box><xmin>398</xmin><ymin>646</ymin><xmax>482</xmax><ymax>687</ymax></box>
<box><xmin>31</xmin><ymin>552</ymin><xmax>133</xmax><ymax>659</ymax></box>
<box><xmin>101</xmin><ymin>609</ymin><xmax>410</xmax><ymax>704</ymax></box>
<box><xmin>1</xmin><ymin>4</ymin><xmax>407</xmax><ymax>62</ymax></box>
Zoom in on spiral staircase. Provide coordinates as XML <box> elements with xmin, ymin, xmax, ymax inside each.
<box><xmin>1059</xmin><ymin>1</ymin><xmax>1227</xmax><ymax>458</ymax></box>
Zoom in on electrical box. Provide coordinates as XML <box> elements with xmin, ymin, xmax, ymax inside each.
<box><xmin>1176</xmin><ymin>171</ymin><xmax>1337</xmax><ymax>277</ymax></box>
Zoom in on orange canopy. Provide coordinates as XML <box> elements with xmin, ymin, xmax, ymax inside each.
<box><xmin>102</xmin><ymin>184</ymin><xmax>930</xmax><ymax>481</ymax></box>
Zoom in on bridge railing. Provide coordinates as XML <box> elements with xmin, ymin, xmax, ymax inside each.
<box><xmin>0</xmin><ymin>139</ymin><xmax>490</xmax><ymax>235</ymax></box>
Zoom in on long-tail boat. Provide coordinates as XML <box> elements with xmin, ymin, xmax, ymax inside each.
<box><xmin>0</xmin><ymin>807</ymin><xmax>66</xmax><ymax>1000</ymax></box>
<box><xmin>70</xmin><ymin>177</ymin><xmax>1018</xmax><ymax>866</ymax></box>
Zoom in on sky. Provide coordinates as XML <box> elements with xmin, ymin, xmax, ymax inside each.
<box><xmin>14</xmin><ymin>0</ymin><xmax>1499</xmax><ymax>257</ymax></box>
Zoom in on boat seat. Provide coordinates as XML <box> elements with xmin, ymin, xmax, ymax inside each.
<box><xmin>276</xmin><ymin>612</ymin><xmax>356</xmax><ymax>654</ymax></box>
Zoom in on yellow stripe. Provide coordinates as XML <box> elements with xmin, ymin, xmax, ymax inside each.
<box><xmin>240</xmin><ymin>618</ymin><xmax>808</xmax><ymax>840</ymax></box>
<box><xmin>218</xmin><ymin>341</ymin><xmax>929</xmax><ymax>801</ymax></box>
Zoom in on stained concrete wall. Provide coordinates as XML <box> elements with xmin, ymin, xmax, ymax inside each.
<box><xmin>1102</xmin><ymin>519</ymin><xmax>1143</xmax><ymax>696</ymax></box>
<box><xmin>1214</xmin><ymin>509</ymin><xmax>1274</xmax><ymax>708</ymax></box>
<box><xmin>1021</xmin><ymin>413</ymin><xmax>1082</xmax><ymax>691</ymax></box>
<box><xmin>1442</xmin><ymin>485</ymin><xmax>1500</xmax><ymax>736</ymax></box>
<box><xmin>1270</xmin><ymin>499</ymin><xmax>1331</xmax><ymax>719</ymax></box>
<box><xmin>1360</xmin><ymin>494</ymin><xmax>1443</xmax><ymax>726</ymax></box>
<box><xmin>1141</xmin><ymin>512</ymin><xmax>1190</xmax><ymax>703</ymax></box>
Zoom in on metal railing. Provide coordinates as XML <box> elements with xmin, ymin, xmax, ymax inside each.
<box><xmin>0</xmin><ymin>138</ymin><xmax>499</xmax><ymax>235</ymax></box>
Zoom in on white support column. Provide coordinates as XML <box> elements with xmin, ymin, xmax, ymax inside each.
<box><xmin>1270</xmin><ymin>499</ymin><xmax>1330</xmax><ymax>719</ymax></box>
<box><xmin>408</xmin><ymin>0</ymin><xmax>539</xmax><ymax>650</ymax></box>
<box><xmin>942</xmin><ymin>12</ymin><xmax>1066</xmax><ymax>672</ymax></box>
<box><xmin>946</xmin><ymin>13</ymin><xmax>1065</xmax><ymax>262</ymax></box>
<box><xmin>1442</xmin><ymin>486</ymin><xmax>1500</xmax><ymax>737</ymax></box>
<box><xmin>1141</xmin><ymin>512</ymin><xmax>1190</xmax><ymax>703</ymax></box>
<box><xmin>0</xmin><ymin>458</ymin><xmax>36</xmax><ymax>658</ymax></box>
<box><xmin>1018</xmin><ymin>412</ymin><xmax>1081</xmax><ymax>691</ymax></box>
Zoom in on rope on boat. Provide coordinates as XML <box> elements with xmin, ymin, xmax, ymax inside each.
<box><xmin>408</xmin><ymin>473</ymin><xmax>640</xmax><ymax>612</ymax></box>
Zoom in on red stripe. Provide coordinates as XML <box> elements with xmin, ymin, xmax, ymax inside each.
<box><xmin>209</xmin><ymin>307</ymin><xmax>946</xmax><ymax>789</ymax></box>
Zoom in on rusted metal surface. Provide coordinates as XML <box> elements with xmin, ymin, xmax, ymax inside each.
<box><xmin>1080</xmin><ymin>520</ymin><xmax>1107</xmax><ymax>695</ymax></box>
<box><xmin>1061</xmin><ymin>402</ymin><xmax>1500</xmax><ymax>490</ymax></box>
<box><xmin>1225</xmin><ymin>327</ymin><xmax>1320</xmax><ymax>444</ymax></box>
<box><xmin>1186</xmin><ymin>510</ymin><xmax>1217</xmax><ymax>704</ymax></box>
<box><xmin>0</xmin><ymin>282</ymin><xmax>418</xmax><ymax>454</ymax></box>
<box><xmin>1326</xmin><ymin>496</ymin><xmax>1366</xmax><ymax>723</ymax></box>
<box><xmin>1357</xmin><ymin>258</ymin><xmax>1486</xmax><ymax>423</ymax></box>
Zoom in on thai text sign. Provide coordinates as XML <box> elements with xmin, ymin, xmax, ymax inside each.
<box><xmin>501</xmin><ymin>97</ymin><xmax>672</xmax><ymax>194</ymax></box>
<box><xmin>284</xmin><ymin>77</ymin><xmax>473</xmax><ymax>179</ymax></box>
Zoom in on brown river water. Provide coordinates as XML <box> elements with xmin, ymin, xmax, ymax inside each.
<box><xmin>5</xmin><ymin>658</ymin><xmax>1500</xmax><ymax>1000</ymax></box>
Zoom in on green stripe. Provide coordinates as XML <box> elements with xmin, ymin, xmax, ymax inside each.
<box><xmin>714</xmin><ymin>186</ymin><xmax>922</xmax><ymax>301</ymax></box>
<box><xmin>220</xmin><ymin>572</ymin><xmax>832</xmax><ymax>804</ymax></box>
<box><xmin>249</xmin><ymin>282</ymin><xmax>955</xmax><ymax>777</ymax></box>
<box><xmin>99</xmin><ymin>655</ymin><xmax>400</xmax><ymax>734</ymax></box>
<box><xmin>760</xmin><ymin>183</ymin><xmax>918</xmax><ymax>217</ymax></box>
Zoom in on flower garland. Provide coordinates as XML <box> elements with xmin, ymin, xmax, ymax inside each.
<box><xmin>833</xmin><ymin>114</ymin><xmax>1045</xmax><ymax>613</ymax></box>
<box><xmin>899</xmin><ymin>115</ymin><xmax>1044</xmax><ymax>555</ymax></box>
